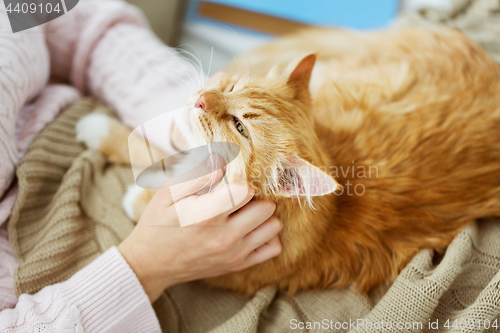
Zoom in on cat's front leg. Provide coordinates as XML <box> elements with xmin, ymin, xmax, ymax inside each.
<box><xmin>76</xmin><ymin>113</ymin><xmax>133</xmax><ymax>164</ymax></box>
<box><xmin>123</xmin><ymin>184</ymin><xmax>156</xmax><ymax>222</ymax></box>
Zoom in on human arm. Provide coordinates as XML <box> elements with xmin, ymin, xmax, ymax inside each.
<box><xmin>44</xmin><ymin>0</ymin><xmax>201</xmax><ymax>155</ymax></box>
<box><xmin>0</xmin><ymin>245</ymin><xmax>161</xmax><ymax>332</ymax></box>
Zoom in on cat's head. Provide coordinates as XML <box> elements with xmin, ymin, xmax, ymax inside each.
<box><xmin>174</xmin><ymin>54</ymin><xmax>339</xmax><ymax>203</ymax></box>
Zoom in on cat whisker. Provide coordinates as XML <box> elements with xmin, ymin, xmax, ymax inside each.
<box><xmin>166</xmin><ymin>51</ymin><xmax>205</xmax><ymax>90</ymax></box>
<box><xmin>171</xmin><ymin>53</ymin><xmax>205</xmax><ymax>89</ymax></box>
<box><xmin>206</xmin><ymin>46</ymin><xmax>214</xmax><ymax>83</ymax></box>
<box><xmin>205</xmin><ymin>22</ymin><xmax>252</xmax><ymax>77</ymax></box>
<box><xmin>143</xmin><ymin>53</ymin><xmax>203</xmax><ymax>108</ymax></box>
<box><xmin>175</xmin><ymin>45</ymin><xmax>207</xmax><ymax>87</ymax></box>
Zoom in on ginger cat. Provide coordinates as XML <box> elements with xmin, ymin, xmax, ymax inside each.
<box><xmin>76</xmin><ymin>26</ymin><xmax>500</xmax><ymax>296</ymax></box>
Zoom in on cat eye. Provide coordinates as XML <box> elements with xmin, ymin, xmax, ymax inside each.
<box><xmin>233</xmin><ymin>117</ymin><xmax>249</xmax><ymax>138</ymax></box>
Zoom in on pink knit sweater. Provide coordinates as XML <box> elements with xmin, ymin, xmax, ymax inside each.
<box><xmin>0</xmin><ymin>0</ymin><xmax>197</xmax><ymax>331</ymax></box>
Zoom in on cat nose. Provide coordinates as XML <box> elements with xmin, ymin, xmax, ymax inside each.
<box><xmin>195</xmin><ymin>94</ymin><xmax>206</xmax><ymax>111</ymax></box>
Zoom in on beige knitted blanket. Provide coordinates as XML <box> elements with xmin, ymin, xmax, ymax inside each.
<box><xmin>9</xmin><ymin>100</ymin><xmax>500</xmax><ymax>333</ymax></box>
<box><xmin>395</xmin><ymin>0</ymin><xmax>500</xmax><ymax>64</ymax></box>
<box><xmin>8</xmin><ymin>1</ymin><xmax>500</xmax><ymax>331</ymax></box>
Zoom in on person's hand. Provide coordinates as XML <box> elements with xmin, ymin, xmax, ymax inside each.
<box><xmin>118</xmin><ymin>155</ymin><xmax>282</xmax><ymax>302</ymax></box>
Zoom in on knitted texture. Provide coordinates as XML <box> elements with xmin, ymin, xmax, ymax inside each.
<box><xmin>8</xmin><ymin>100</ymin><xmax>500</xmax><ymax>332</ymax></box>
<box><xmin>395</xmin><ymin>0</ymin><xmax>500</xmax><ymax>64</ymax></box>
<box><xmin>9</xmin><ymin>98</ymin><xmax>135</xmax><ymax>297</ymax></box>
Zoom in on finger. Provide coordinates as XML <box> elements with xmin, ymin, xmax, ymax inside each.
<box><xmin>221</xmin><ymin>184</ymin><xmax>256</xmax><ymax>217</ymax></box>
<box><xmin>228</xmin><ymin>200</ymin><xmax>276</xmax><ymax>235</ymax></box>
<box><xmin>175</xmin><ymin>184</ymin><xmax>255</xmax><ymax>226</ymax></box>
<box><xmin>156</xmin><ymin>153</ymin><xmax>226</xmax><ymax>206</ymax></box>
<box><xmin>233</xmin><ymin>236</ymin><xmax>282</xmax><ymax>271</ymax></box>
<box><xmin>206</xmin><ymin>71</ymin><xmax>228</xmax><ymax>86</ymax></box>
<box><xmin>242</xmin><ymin>216</ymin><xmax>282</xmax><ymax>252</ymax></box>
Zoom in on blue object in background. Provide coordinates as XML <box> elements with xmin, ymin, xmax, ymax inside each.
<box><xmin>189</xmin><ymin>0</ymin><xmax>399</xmax><ymax>31</ymax></box>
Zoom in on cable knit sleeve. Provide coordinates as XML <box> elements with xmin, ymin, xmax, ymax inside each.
<box><xmin>44</xmin><ymin>0</ymin><xmax>149</xmax><ymax>90</ymax></box>
<box><xmin>0</xmin><ymin>247</ymin><xmax>161</xmax><ymax>332</ymax></box>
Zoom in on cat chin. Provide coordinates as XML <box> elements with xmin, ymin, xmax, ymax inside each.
<box><xmin>173</xmin><ymin>108</ymin><xmax>205</xmax><ymax>149</ymax></box>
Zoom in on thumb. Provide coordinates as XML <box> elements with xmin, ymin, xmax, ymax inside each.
<box><xmin>156</xmin><ymin>153</ymin><xmax>226</xmax><ymax>206</ymax></box>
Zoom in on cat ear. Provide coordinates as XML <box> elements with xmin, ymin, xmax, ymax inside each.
<box><xmin>287</xmin><ymin>54</ymin><xmax>316</xmax><ymax>96</ymax></box>
<box><xmin>278</xmin><ymin>156</ymin><xmax>339</xmax><ymax>197</ymax></box>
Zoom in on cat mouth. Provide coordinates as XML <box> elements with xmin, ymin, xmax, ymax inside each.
<box><xmin>173</xmin><ymin>107</ymin><xmax>205</xmax><ymax>149</ymax></box>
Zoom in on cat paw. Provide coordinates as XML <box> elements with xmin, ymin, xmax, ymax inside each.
<box><xmin>123</xmin><ymin>184</ymin><xmax>144</xmax><ymax>221</ymax></box>
<box><xmin>76</xmin><ymin>113</ymin><xmax>111</xmax><ymax>150</ymax></box>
